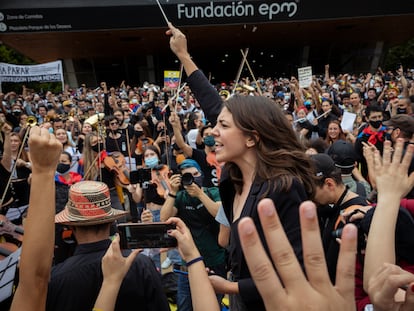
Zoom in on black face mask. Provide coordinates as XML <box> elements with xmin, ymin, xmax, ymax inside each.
<box><xmin>369</xmin><ymin>120</ymin><xmax>382</xmax><ymax>129</ymax></box>
<box><xmin>56</xmin><ymin>163</ymin><xmax>71</xmax><ymax>174</ymax></box>
<box><xmin>135</xmin><ymin>130</ymin><xmax>144</xmax><ymax>138</ymax></box>
<box><xmin>91</xmin><ymin>142</ymin><xmax>104</xmax><ymax>153</ymax></box>
<box><xmin>397</xmin><ymin>108</ymin><xmax>407</xmax><ymax>114</ymax></box>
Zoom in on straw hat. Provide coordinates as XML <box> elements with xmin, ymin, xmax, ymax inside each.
<box><xmin>55</xmin><ymin>181</ymin><xmax>127</xmax><ymax>226</ymax></box>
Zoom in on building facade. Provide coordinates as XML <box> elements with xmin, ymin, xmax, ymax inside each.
<box><xmin>0</xmin><ymin>0</ymin><xmax>413</xmax><ymax>87</ymax></box>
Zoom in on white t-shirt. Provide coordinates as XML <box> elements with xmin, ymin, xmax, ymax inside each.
<box><xmin>186</xmin><ymin>128</ymin><xmax>199</xmax><ymax>149</ymax></box>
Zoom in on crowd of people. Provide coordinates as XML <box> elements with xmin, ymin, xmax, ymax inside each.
<box><xmin>0</xmin><ymin>22</ymin><xmax>414</xmax><ymax>311</ymax></box>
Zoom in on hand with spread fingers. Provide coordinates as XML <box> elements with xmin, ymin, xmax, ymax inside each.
<box><xmin>363</xmin><ymin>138</ymin><xmax>414</xmax><ymax>308</ymax></box>
<box><xmin>238</xmin><ymin>199</ymin><xmax>357</xmax><ymax>311</ymax></box>
<box><xmin>373</xmin><ymin>139</ymin><xmax>414</xmax><ymax>201</ymax></box>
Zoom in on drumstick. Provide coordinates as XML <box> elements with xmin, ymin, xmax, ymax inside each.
<box><xmin>155</xmin><ymin>0</ymin><xmax>170</xmax><ymax>25</ymax></box>
<box><xmin>161</xmin><ymin>82</ymin><xmax>187</xmax><ymax>113</ymax></box>
<box><xmin>232</xmin><ymin>47</ymin><xmax>249</xmax><ymax>95</ymax></box>
<box><xmin>240</xmin><ymin>49</ymin><xmax>263</xmax><ymax>96</ymax></box>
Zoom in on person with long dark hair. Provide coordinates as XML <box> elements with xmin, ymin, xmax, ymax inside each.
<box><xmin>167</xmin><ymin>24</ymin><xmax>317</xmax><ymax>310</ymax></box>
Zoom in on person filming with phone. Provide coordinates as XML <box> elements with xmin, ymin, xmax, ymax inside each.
<box><xmin>160</xmin><ymin>159</ymin><xmax>226</xmax><ymax>311</ymax></box>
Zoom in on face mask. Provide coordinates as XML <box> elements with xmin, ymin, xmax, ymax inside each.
<box><xmin>369</xmin><ymin>120</ymin><xmax>382</xmax><ymax>129</ymax></box>
<box><xmin>56</xmin><ymin>163</ymin><xmax>71</xmax><ymax>175</ymax></box>
<box><xmin>203</xmin><ymin>135</ymin><xmax>215</xmax><ymax>147</ymax></box>
<box><xmin>131</xmin><ymin>99</ymin><xmax>138</xmax><ymax>104</ymax></box>
<box><xmin>91</xmin><ymin>142</ymin><xmax>104</xmax><ymax>153</ymax></box>
<box><xmin>124</xmin><ymin>118</ymin><xmax>130</xmax><ymax>124</ymax></box>
<box><xmin>376</xmin><ymin>87</ymin><xmax>382</xmax><ymax>93</ymax></box>
<box><xmin>12</xmin><ymin>110</ymin><xmax>21</xmax><ymax>116</ymax></box>
<box><xmin>397</xmin><ymin>108</ymin><xmax>407</xmax><ymax>114</ymax></box>
<box><xmin>145</xmin><ymin>157</ymin><xmax>158</xmax><ymax>168</ymax></box>
<box><xmin>201</xmin><ymin>118</ymin><xmax>207</xmax><ymax>125</ymax></box>
<box><xmin>193</xmin><ymin>175</ymin><xmax>204</xmax><ymax>187</ymax></box>
<box><xmin>135</xmin><ymin>130</ymin><xmax>144</xmax><ymax>137</ymax></box>
<box><xmin>304</xmin><ymin>100</ymin><xmax>312</xmax><ymax>109</ymax></box>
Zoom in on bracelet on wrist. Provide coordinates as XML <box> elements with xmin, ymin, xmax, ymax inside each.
<box><xmin>168</xmin><ymin>192</ymin><xmax>177</xmax><ymax>199</ymax></box>
<box><xmin>185</xmin><ymin>256</ymin><xmax>203</xmax><ymax>267</ymax></box>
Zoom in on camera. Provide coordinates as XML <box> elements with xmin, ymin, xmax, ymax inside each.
<box><xmin>129</xmin><ymin>168</ymin><xmax>152</xmax><ymax>185</ymax></box>
<box><xmin>181</xmin><ymin>172</ymin><xmax>194</xmax><ymax>186</ymax></box>
<box><xmin>331</xmin><ymin>209</ymin><xmax>364</xmax><ymax>239</ymax></box>
<box><xmin>117</xmin><ymin>222</ymin><xmax>177</xmax><ymax>249</ymax></box>
<box><xmin>172</xmin><ymin>143</ymin><xmax>181</xmax><ymax>151</ymax></box>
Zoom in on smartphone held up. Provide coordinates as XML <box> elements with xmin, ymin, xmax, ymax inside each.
<box><xmin>117</xmin><ymin>222</ymin><xmax>177</xmax><ymax>249</ymax></box>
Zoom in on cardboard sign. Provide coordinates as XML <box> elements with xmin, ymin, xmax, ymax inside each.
<box><xmin>298</xmin><ymin>66</ymin><xmax>312</xmax><ymax>88</ymax></box>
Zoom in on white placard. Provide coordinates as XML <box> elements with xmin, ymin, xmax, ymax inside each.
<box><xmin>0</xmin><ymin>60</ymin><xmax>64</xmax><ymax>92</ymax></box>
<box><xmin>298</xmin><ymin>66</ymin><xmax>313</xmax><ymax>88</ymax></box>
<box><xmin>341</xmin><ymin>111</ymin><xmax>357</xmax><ymax>133</ymax></box>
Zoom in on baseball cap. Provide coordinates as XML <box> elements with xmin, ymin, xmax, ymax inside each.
<box><xmin>311</xmin><ymin>153</ymin><xmax>336</xmax><ymax>178</ymax></box>
<box><xmin>327</xmin><ymin>140</ymin><xmax>356</xmax><ymax>169</ymax></box>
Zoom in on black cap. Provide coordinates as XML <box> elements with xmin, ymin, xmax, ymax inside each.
<box><xmin>327</xmin><ymin>140</ymin><xmax>356</xmax><ymax>169</ymax></box>
<box><xmin>311</xmin><ymin>153</ymin><xmax>336</xmax><ymax>178</ymax></box>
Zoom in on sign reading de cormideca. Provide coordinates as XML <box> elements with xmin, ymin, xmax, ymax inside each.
<box><xmin>0</xmin><ymin>0</ymin><xmax>412</xmax><ymax>34</ymax></box>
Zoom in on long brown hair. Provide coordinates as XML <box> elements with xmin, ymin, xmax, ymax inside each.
<box><xmin>324</xmin><ymin>120</ymin><xmax>347</xmax><ymax>145</ymax></box>
<box><xmin>82</xmin><ymin>133</ymin><xmax>100</xmax><ymax>180</ymax></box>
<box><xmin>223</xmin><ymin>95</ymin><xmax>316</xmax><ymax>197</ymax></box>
<box><xmin>10</xmin><ymin>132</ymin><xmax>29</xmax><ymax>162</ymax></box>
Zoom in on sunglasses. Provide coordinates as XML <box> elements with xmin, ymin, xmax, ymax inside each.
<box><xmin>110</xmin><ymin>122</ymin><xmax>118</xmax><ymax>125</ymax></box>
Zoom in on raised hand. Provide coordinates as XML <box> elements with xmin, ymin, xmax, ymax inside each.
<box><xmin>238</xmin><ymin>199</ymin><xmax>357</xmax><ymax>311</ymax></box>
<box><xmin>28</xmin><ymin>126</ymin><xmax>62</xmax><ymax>173</ymax></box>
